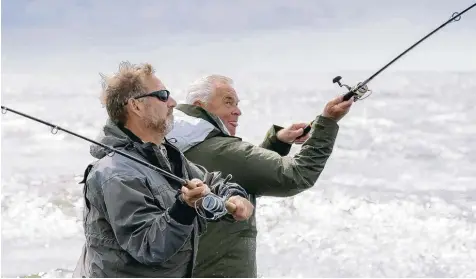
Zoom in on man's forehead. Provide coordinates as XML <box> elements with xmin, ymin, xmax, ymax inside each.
<box><xmin>145</xmin><ymin>75</ymin><xmax>165</xmax><ymax>90</ymax></box>
<box><xmin>215</xmin><ymin>83</ymin><xmax>240</xmax><ymax>102</ymax></box>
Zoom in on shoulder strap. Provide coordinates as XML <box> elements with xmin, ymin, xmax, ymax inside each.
<box><xmin>79</xmin><ymin>163</ymin><xmax>95</xmax><ymax>211</ymax></box>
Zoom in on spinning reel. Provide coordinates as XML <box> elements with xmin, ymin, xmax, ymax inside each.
<box><xmin>332</xmin><ymin>76</ymin><xmax>373</xmax><ymax>101</ymax></box>
<box><xmin>195</xmin><ymin>173</ymin><xmax>237</xmax><ymax>221</ymax></box>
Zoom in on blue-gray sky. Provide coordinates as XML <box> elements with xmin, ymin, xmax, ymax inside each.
<box><xmin>3</xmin><ymin>0</ymin><xmax>475</xmax><ymax>33</ymax></box>
<box><xmin>2</xmin><ymin>0</ymin><xmax>476</xmax><ymax>74</ymax></box>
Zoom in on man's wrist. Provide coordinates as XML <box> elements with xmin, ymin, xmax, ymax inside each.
<box><xmin>275</xmin><ymin>130</ymin><xmax>288</xmax><ymax>143</ymax></box>
<box><xmin>169</xmin><ymin>193</ymin><xmax>197</xmax><ymax>225</ymax></box>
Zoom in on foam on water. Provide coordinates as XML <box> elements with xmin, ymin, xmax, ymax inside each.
<box><xmin>1</xmin><ymin>186</ymin><xmax>82</xmax><ymax>243</ymax></box>
<box><xmin>1</xmin><ymin>175</ymin><xmax>85</xmax><ymax>277</ymax></box>
<box><xmin>2</xmin><ymin>67</ymin><xmax>476</xmax><ymax>277</ymax></box>
<box><xmin>256</xmin><ymin>183</ymin><xmax>476</xmax><ymax>277</ymax></box>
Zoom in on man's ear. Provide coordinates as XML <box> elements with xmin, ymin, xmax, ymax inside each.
<box><xmin>193</xmin><ymin>100</ymin><xmax>205</xmax><ymax>108</ymax></box>
<box><xmin>128</xmin><ymin>99</ymin><xmax>143</xmax><ymax>116</ymax></box>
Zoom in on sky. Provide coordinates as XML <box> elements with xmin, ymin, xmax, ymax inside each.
<box><xmin>1</xmin><ymin>0</ymin><xmax>476</xmax><ymax>76</ymax></box>
<box><xmin>3</xmin><ymin>0</ymin><xmax>475</xmax><ymax>33</ymax></box>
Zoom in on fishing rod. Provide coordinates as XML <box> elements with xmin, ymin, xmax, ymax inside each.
<box><xmin>298</xmin><ymin>2</ymin><xmax>476</xmax><ymax>138</ymax></box>
<box><xmin>1</xmin><ymin>105</ymin><xmax>236</xmax><ymax>218</ymax></box>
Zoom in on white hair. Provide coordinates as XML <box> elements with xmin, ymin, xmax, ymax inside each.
<box><xmin>185</xmin><ymin>75</ymin><xmax>234</xmax><ymax>104</ymax></box>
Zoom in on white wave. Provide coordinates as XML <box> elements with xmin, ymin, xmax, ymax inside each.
<box><xmin>1</xmin><ymin>182</ymin><xmax>84</xmax><ymax>243</ymax></box>
<box><xmin>256</xmin><ymin>187</ymin><xmax>476</xmax><ymax>277</ymax></box>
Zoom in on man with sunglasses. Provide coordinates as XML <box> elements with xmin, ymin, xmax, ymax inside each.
<box><xmin>165</xmin><ymin>75</ymin><xmax>354</xmax><ymax>277</ymax></box>
<box><xmin>73</xmin><ymin>63</ymin><xmax>254</xmax><ymax>278</ymax></box>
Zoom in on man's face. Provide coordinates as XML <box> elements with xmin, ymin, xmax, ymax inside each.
<box><xmin>198</xmin><ymin>82</ymin><xmax>242</xmax><ymax>136</ymax></box>
<box><xmin>139</xmin><ymin>75</ymin><xmax>177</xmax><ymax>135</ymax></box>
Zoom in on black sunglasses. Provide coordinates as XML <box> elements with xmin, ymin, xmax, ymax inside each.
<box><xmin>134</xmin><ymin>90</ymin><xmax>170</xmax><ymax>102</ymax></box>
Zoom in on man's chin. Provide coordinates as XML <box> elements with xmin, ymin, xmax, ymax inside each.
<box><xmin>164</xmin><ymin>118</ymin><xmax>174</xmax><ymax>135</ymax></box>
<box><xmin>227</xmin><ymin>126</ymin><xmax>237</xmax><ymax>136</ymax></box>
<box><xmin>168</xmin><ymin>114</ymin><xmax>174</xmax><ymax>122</ymax></box>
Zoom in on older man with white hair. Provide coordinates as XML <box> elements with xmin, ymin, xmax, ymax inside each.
<box><xmin>166</xmin><ymin>74</ymin><xmax>353</xmax><ymax>277</ymax></box>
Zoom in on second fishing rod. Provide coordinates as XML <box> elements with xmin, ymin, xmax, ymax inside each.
<box><xmin>297</xmin><ymin>2</ymin><xmax>476</xmax><ymax>139</ymax></box>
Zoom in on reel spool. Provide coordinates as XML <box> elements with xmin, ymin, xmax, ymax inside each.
<box><xmin>199</xmin><ymin>194</ymin><xmax>229</xmax><ymax>221</ymax></box>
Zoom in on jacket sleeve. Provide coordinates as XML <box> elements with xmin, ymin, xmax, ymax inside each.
<box><xmin>259</xmin><ymin>124</ymin><xmax>292</xmax><ymax>156</ymax></box>
<box><xmin>185</xmin><ymin>115</ymin><xmax>339</xmax><ymax>197</ymax></box>
<box><xmin>99</xmin><ymin>173</ymin><xmax>197</xmax><ymax>265</ymax></box>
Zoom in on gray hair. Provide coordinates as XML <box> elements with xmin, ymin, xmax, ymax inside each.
<box><xmin>185</xmin><ymin>75</ymin><xmax>234</xmax><ymax>104</ymax></box>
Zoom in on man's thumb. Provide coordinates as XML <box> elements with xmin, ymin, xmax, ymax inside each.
<box><xmin>293</xmin><ymin>128</ymin><xmax>304</xmax><ymax>136</ymax></box>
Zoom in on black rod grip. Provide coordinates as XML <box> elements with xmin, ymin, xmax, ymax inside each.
<box><xmin>296</xmin><ymin>122</ymin><xmax>313</xmax><ymax>140</ymax></box>
<box><xmin>343</xmin><ymin>91</ymin><xmax>355</xmax><ymax>101</ymax></box>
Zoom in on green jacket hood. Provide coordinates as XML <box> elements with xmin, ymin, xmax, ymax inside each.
<box><xmin>166</xmin><ymin>104</ymin><xmax>234</xmax><ymax>152</ymax></box>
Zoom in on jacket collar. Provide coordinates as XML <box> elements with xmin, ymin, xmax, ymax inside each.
<box><xmin>175</xmin><ymin>104</ymin><xmax>231</xmax><ymax>136</ymax></box>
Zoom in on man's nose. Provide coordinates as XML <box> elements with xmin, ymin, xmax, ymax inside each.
<box><xmin>232</xmin><ymin>106</ymin><xmax>242</xmax><ymax>116</ymax></box>
<box><xmin>168</xmin><ymin>96</ymin><xmax>177</xmax><ymax>108</ymax></box>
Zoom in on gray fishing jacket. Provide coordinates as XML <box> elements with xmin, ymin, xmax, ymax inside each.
<box><xmin>73</xmin><ymin>120</ymin><xmax>248</xmax><ymax>278</ymax></box>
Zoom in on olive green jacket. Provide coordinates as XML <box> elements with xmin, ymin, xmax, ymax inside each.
<box><xmin>165</xmin><ymin>104</ymin><xmax>339</xmax><ymax>277</ymax></box>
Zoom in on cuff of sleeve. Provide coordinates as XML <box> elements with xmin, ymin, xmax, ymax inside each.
<box><xmin>312</xmin><ymin>115</ymin><xmax>339</xmax><ymax>139</ymax></box>
<box><xmin>169</xmin><ymin>199</ymin><xmax>196</xmax><ymax>225</ymax></box>
<box><xmin>227</xmin><ymin>184</ymin><xmax>248</xmax><ymax>199</ymax></box>
<box><xmin>267</xmin><ymin>125</ymin><xmax>292</xmax><ymax>156</ymax></box>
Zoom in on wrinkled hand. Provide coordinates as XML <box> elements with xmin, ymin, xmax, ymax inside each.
<box><xmin>321</xmin><ymin>94</ymin><xmax>354</xmax><ymax>122</ymax></box>
<box><xmin>227</xmin><ymin>195</ymin><xmax>254</xmax><ymax>221</ymax></box>
<box><xmin>181</xmin><ymin>178</ymin><xmax>211</xmax><ymax>208</ymax></box>
<box><xmin>276</xmin><ymin>123</ymin><xmax>310</xmax><ymax>144</ymax></box>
